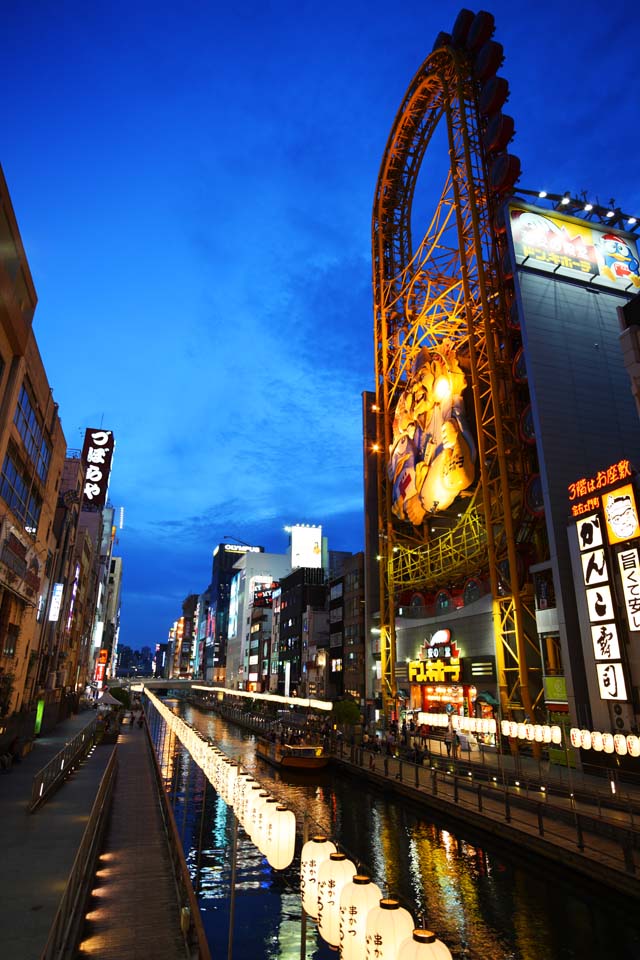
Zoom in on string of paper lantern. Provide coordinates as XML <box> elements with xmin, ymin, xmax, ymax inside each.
<box><xmin>145</xmin><ymin>690</ymin><xmax>454</xmax><ymax>958</ymax></box>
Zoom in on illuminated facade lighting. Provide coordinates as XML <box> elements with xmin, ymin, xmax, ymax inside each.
<box><xmin>538</xmin><ymin>190</ymin><xmax>547</xmax><ymax>198</ymax></box>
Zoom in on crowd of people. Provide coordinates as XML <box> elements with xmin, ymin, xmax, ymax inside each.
<box><xmin>360</xmin><ymin>715</ymin><xmax>462</xmax><ymax>767</ymax></box>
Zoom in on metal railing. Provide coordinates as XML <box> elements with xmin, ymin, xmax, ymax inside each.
<box><xmin>40</xmin><ymin>745</ymin><xmax>118</xmax><ymax>960</ymax></box>
<box><xmin>144</xmin><ymin>711</ymin><xmax>212</xmax><ymax>960</ymax></box>
<box><xmin>30</xmin><ymin>718</ymin><xmax>98</xmax><ymax>813</ymax></box>
<box><xmin>335</xmin><ymin>742</ymin><xmax>639</xmax><ymax>886</ymax></box>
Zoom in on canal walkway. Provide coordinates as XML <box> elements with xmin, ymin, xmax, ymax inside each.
<box><xmin>0</xmin><ymin>709</ymin><xmax>207</xmax><ymax>960</ymax></box>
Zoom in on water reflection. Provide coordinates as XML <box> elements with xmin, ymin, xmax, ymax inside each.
<box><xmin>151</xmin><ymin>701</ymin><xmax>640</xmax><ymax>960</ymax></box>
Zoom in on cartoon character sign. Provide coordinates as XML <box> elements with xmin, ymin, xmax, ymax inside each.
<box><xmin>388</xmin><ymin>341</ymin><xmax>477</xmax><ymax>524</ymax></box>
<box><xmin>602</xmin><ymin>485</ymin><xmax>640</xmax><ymax>544</ymax></box>
<box><xmin>595</xmin><ymin>234</ymin><xmax>640</xmax><ymax>288</ymax></box>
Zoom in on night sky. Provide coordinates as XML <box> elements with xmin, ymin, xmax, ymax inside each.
<box><xmin>3</xmin><ymin>1</ymin><xmax>638</xmax><ymax>650</ymax></box>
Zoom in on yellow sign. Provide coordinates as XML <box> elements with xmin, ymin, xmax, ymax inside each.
<box><xmin>408</xmin><ymin>659</ymin><xmax>461</xmax><ymax>684</ymax></box>
<box><xmin>603</xmin><ymin>484</ymin><xmax>640</xmax><ymax>545</ymax></box>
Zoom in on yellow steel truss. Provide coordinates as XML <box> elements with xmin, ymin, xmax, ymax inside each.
<box><xmin>372</xmin><ymin>45</ymin><xmax>543</xmax><ymax>724</ymax></box>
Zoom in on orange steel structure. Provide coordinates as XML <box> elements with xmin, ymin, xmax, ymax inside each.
<box><xmin>372</xmin><ymin>12</ymin><xmax>544</xmax><ymax>726</ymax></box>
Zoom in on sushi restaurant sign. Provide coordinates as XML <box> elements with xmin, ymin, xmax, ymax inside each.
<box><xmin>408</xmin><ymin>630</ymin><xmax>461</xmax><ymax>684</ymax></box>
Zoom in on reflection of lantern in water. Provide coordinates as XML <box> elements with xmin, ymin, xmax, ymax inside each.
<box><xmin>339</xmin><ymin>875</ymin><xmax>382</xmax><ymax>960</ymax></box>
<box><xmin>317</xmin><ymin>852</ymin><xmax>356</xmax><ymax>947</ymax></box>
<box><xmin>365</xmin><ymin>898</ymin><xmax>414</xmax><ymax>960</ymax></box>
<box><xmin>300</xmin><ymin>836</ymin><xmax>336</xmax><ymax>919</ymax></box>
<box><xmin>397</xmin><ymin>929</ymin><xmax>453</xmax><ymax>960</ymax></box>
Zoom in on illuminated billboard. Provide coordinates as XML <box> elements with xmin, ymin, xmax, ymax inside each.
<box><xmin>510</xmin><ymin>203</ymin><xmax>640</xmax><ymax>293</ymax></box>
<box><xmin>289</xmin><ymin>524</ymin><xmax>322</xmax><ymax>569</ymax></box>
<box><xmin>81</xmin><ymin>428</ymin><xmax>115</xmax><ymax>508</ymax></box>
<box><xmin>388</xmin><ymin>340</ymin><xmax>477</xmax><ymax>523</ymax></box>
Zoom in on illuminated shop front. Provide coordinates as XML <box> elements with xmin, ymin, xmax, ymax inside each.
<box><xmin>397</xmin><ymin>616</ymin><xmax>499</xmax><ymax>738</ymax></box>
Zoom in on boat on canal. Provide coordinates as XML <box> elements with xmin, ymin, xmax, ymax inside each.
<box><xmin>256</xmin><ymin>736</ymin><xmax>329</xmax><ymax>771</ymax></box>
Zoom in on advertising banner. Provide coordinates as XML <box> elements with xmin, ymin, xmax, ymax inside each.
<box><xmin>81</xmin><ymin>428</ymin><xmax>115</xmax><ymax>508</ymax></box>
<box><xmin>510</xmin><ymin>203</ymin><xmax>640</xmax><ymax>292</ymax></box>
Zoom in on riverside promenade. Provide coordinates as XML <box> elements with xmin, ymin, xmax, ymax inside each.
<box><xmin>0</xmin><ymin>709</ymin><xmax>206</xmax><ymax>960</ymax></box>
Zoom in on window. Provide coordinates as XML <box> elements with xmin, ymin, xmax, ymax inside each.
<box><xmin>13</xmin><ymin>385</ymin><xmax>51</xmax><ymax>483</ymax></box>
<box><xmin>3</xmin><ymin>623</ymin><xmax>20</xmax><ymax>657</ymax></box>
<box><xmin>0</xmin><ymin>451</ymin><xmax>42</xmax><ymax>533</ymax></box>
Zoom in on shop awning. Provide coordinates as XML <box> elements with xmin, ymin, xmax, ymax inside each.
<box><xmin>475</xmin><ymin>691</ymin><xmax>499</xmax><ymax>706</ymax></box>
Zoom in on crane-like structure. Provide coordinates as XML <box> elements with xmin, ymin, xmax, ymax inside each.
<box><xmin>372</xmin><ymin>10</ymin><xmax>544</xmax><ymax>726</ymax></box>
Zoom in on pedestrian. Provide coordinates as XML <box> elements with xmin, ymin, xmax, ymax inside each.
<box><xmin>444</xmin><ymin>723</ymin><xmax>454</xmax><ymax>757</ymax></box>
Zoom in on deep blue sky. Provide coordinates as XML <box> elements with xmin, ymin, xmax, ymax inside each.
<box><xmin>3</xmin><ymin>1</ymin><xmax>638</xmax><ymax>650</ymax></box>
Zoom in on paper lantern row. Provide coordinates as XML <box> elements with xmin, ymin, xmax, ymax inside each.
<box><xmin>300</xmin><ymin>836</ymin><xmax>452</xmax><ymax>960</ymax></box>
<box><xmin>569</xmin><ymin>728</ymin><xmax>640</xmax><ymax>756</ymax></box>
<box><xmin>146</xmin><ymin>691</ymin><xmax>297</xmax><ymax>869</ymax></box>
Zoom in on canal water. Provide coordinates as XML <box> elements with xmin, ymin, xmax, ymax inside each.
<box><xmin>150</xmin><ymin>700</ymin><xmax>640</xmax><ymax>960</ymax></box>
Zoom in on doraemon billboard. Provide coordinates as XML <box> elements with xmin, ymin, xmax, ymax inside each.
<box><xmin>509</xmin><ymin>203</ymin><xmax>640</xmax><ymax>292</ymax></box>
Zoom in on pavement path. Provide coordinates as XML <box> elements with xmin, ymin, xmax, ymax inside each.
<box><xmin>0</xmin><ymin>711</ymin><xmax>112</xmax><ymax>960</ymax></box>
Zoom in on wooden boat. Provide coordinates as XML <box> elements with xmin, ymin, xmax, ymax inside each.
<box><xmin>256</xmin><ymin>737</ymin><xmax>329</xmax><ymax>770</ymax></box>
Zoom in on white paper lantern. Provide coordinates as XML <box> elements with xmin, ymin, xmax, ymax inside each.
<box><xmin>365</xmin><ymin>898</ymin><xmax>414</xmax><ymax>960</ymax></box>
<box><xmin>592</xmin><ymin>731</ymin><xmax>603</xmax><ymax>752</ymax></box>
<box><xmin>500</xmin><ymin>720</ymin><xmax>510</xmax><ymax>737</ymax></box>
<box><xmin>542</xmin><ymin>725</ymin><xmax>552</xmax><ymax>743</ymax></box>
<box><xmin>534</xmin><ymin>725</ymin><xmax>543</xmax><ymax>743</ymax></box>
<box><xmin>551</xmin><ymin>725</ymin><xmax>562</xmax><ymax>745</ymax></box>
<box><xmin>627</xmin><ymin>735</ymin><xmax>640</xmax><ymax>758</ymax></box>
<box><xmin>602</xmin><ymin>733</ymin><xmax>614</xmax><ymax>753</ymax></box>
<box><xmin>570</xmin><ymin>728</ymin><xmax>581</xmax><ymax>748</ymax></box>
<box><xmin>265</xmin><ymin>805</ymin><xmax>296</xmax><ymax>870</ymax></box>
<box><xmin>397</xmin><ymin>929</ymin><xmax>453</xmax><ymax>960</ymax></box>
<box><xmin>339</xmin><ymin>874</ymin><xmax>382</xmax><ymax>960</ymax></box>
<box><xmin>245</xmin><ymin>786</ymin><xmax>267</xmax><ymax>839</ymax></box>
<box><xmin>525</xmin><ymin>724</ymin><xmax>534</xmax><ymax>741</ymax></box>
<box><xmin>509</xmin><ymin>721</ymin><xmax>518</xmax><ymax>738</ymax></box>
<box><xmin>614</xmin><ymin>733</ymin><xmax>628</xmax><ymax>756</ymax></box>
<box><xmin>257</xmin><ymin>797</ymin><xmax>279</xmax><ymax>853</ymax></box>
<box><xmin>580</xmin><ymin>729</ymin><xmax>592</xmax><ymax>750</ymax></box>
<box><xmin>317</xmin><ymin>852</ymin><xmax>356</xmax><ymax>947</ymax></box>
<box><xmin>300</xmin><ymin>836</ymin><xmax>337</xmax><ymax>919</ymax></box>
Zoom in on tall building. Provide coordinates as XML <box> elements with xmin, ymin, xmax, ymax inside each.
<box><xmin>205</xmin><ymin>542</ymin><xmax>265</xmax><ymax>683</ymax></box>
<box><xmin>277</xmin><ymin>566</ymin><xmax>327</xmax><ymax>697</ymax></box>
<box><xmin>226</xmin><ymin>549</ymin><xmax>291</xmax><ymax>689</ymax></box>
<box><xmin>0</xmin><ymin>165</ymin><xmax>67</xmax><ymax>730</ymax></box>
<box><xmin>369</xmin><ymin>12</ymin><xmax>640</xmax><ymax>770</ymax></box>
<box><xmin>328</xmin><ymin>552</ymin><xmax>366</xmax><ymax>703</ymax></box>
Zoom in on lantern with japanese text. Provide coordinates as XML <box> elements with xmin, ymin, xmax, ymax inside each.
<box><xmin>365</xmin><ymin>898</ymin><xmax>414</xmax><ymax>960</ymax></box>
<box><xmin>627</xmin><ymin>735</ymin><xmax>640</xmax><ymax>758</ymax></box>
<box><xmin>265</xmin><ymin>805</ymin><xmax>296</xmax><ymax>870</ymax></box>
<box><xmin>397</xmin><ymin>929</ymin><xmax>453</xmax><ymax>960</ymax></box>
<box><xmin>301</xmin><ymin>836</ymin><xmax>337</xmax><ymax>919</ymax></box>
<box><xmin>602</xmin><ymin>733</ymin><xmax>614</xmax><ymax>753</ymax></box>
<box><xmin>614</xmin><ymin>733</ymin><xmax>627</xmax><ymax>756</ymax></box>
<box><xmin>317</xmin><ymin>852</ymin><xmax>357</xmax><ymax>947</ymax></box>
<box><xmin>257</xmin><ymin>797</ymin><xmax>279</xmax><ymax>853</ymax></box>
<box><xmin>340</xmin><ymin>875</ymin><xmax>382</xmax><ymax>960</ymax></box>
